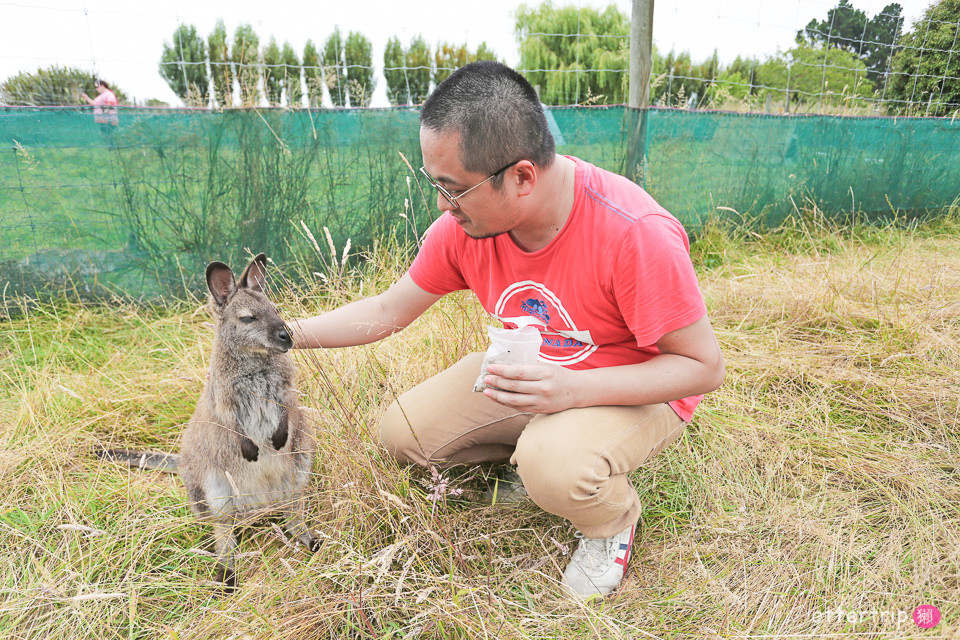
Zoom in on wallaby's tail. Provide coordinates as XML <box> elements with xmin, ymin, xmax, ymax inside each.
<box><xmin>94</xmin><ymin>449</ymin><xmax>179</xmax><ymax>473</ymax></box>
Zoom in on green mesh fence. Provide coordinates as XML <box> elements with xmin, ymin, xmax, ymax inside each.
<box><xmin>3</xmin><ymin>106</ymin><xmax>959</xmax><ymax>302</ymax></box>
<box><xmin>641</xmin><ymin>109</ymin><xmax>960</xmax><ymax>227</ymax></box>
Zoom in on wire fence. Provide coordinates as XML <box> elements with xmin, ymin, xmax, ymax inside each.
<box><xmin>2</xmin><ymin>1</ymin><xmax>957</xmax><ymax>114</ymax></box>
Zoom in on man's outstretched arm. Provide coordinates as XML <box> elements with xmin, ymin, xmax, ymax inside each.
<box><xmin>289</xmin><ymin>272</ymin><xmax>443</xmax><ymax>349</ymax></box>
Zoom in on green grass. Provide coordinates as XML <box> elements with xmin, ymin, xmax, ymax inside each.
<box><xmin>1</xmin><ymin>209</ymin><xmax>959</xmax><ymax>638</ymax></box>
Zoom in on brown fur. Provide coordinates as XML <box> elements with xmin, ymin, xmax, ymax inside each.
<box><xmin>99</xmin><ymin>254</ymin><xmax>319</xmax><ymax>591</ymax></box>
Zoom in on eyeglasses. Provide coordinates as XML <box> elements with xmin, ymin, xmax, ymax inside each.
<box><xmin>419</xmin><ymin>160</ymin><xmax>520</xmax><ymax>209</ymax></box>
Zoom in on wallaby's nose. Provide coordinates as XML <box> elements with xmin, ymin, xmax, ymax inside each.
<box><xmin>277</xmin><ymin>326</ymin><xmax>292</xmax><ymax>347</ymax></box>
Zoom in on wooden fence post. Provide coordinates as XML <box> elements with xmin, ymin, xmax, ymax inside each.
<box><xmin>625</xmin><ymin>0</ymin><xmax>654</xmax><ymax>184</ymax></box>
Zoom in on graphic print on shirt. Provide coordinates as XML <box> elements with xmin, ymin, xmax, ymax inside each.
<box><xmin>494</xmin><ymin>280</ymin><xmax>597</xmax><ymax>366</ymax></box>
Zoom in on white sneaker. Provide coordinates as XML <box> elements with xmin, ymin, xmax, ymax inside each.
<box><xmin>561</xmin><ymin>524</ymin><xmax>636</xmax><ymax>598</ymax></box>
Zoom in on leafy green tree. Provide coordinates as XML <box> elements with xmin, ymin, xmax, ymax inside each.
<box><xmin>713</xmin><ymin>68</ymin><xmax>753</xmax><ymax>101</ymax></box>
<box><xmin>434</xmin><ymin>42</ymin><xmax>469</xmax><ymax>86</ymax></box>
<box><xmin>208</xmin><ymin>20</ymin><xmax>233</xmax><ymax>108</ymax></box>
<box><xmin>262</xmin><ymin>37</ymin><xmax>282</xmax><ymax>106</ymax></box>
<box><xmin>384</xmin><ymin>36</ymin><xmax>408</xmax><ymax>105</ymax></box>
<box><xmin>433</xmin><ymin>42</ymin><xmax>498</xmax><ymax>86</ymax></box>
<box><xmin>433</xmin><ymin>42</ymin><xmax>497</xmax><ymax>85</ymax></box>
<box><xmin>232</xmin><ymin>24</ymin><xmax>261</xmax><ymax>106</ymax></box>
<box><xmin>406</xmin><ymin>35</ymin><xmax>432</xmax><ymax>104</ymax></box>
<box><xmin>281</xmin><ymin>42</ymin><xmax>302</xmax><ymax>107</ymax></box>
<box><xmin>1</xmin><ymin>65</ymin><xmax>126</xmax><ymax>106</ymax></box>
<box><xmin>801</xmin><ymin>1</ymin><xmax>870</xmax><ymax>52</ymax></box>
<box><xmin>799</xmin><ymin>1</ymin><xmax>904</xmax><ymax>84</ymax></box>
<box><xmin>345</xmin><ymin>31</ymin><xmax>374</xmax><ymax>107</ymax></box>
<box><xmin>474</xmin><ymin>42</ymin><xmax>499</xmax><ymax>63</ymax></box>
<box><xmin>887</xmin><ymin>0</ymin><xmax>960</xmax><ymax>115</ymax></box>
<box><xmin>651</xmin><ymin>50</ymin><xmax>715</xmax><ymax>105</ymax></box>
<box><xmin>515</xmin><ymin>2</ymin><xmax>630</xmax><ymax>105</ymax></box>
<box><xmin>863</xmin><ymin>4</ymin><xmax>904</xmax><ymax>83</ymax></box>
<box><xmin>303</xmin><ymin>40</ymin><xmax>322</xmax><ymax>107</ymax></box>
<box><xmin>159</xmin><ymin>24</ymin><xmax>208</xmax><ymax>106</ymax></box>
<box><xmin>754</xmin><ymin>41</ymin><xmax>875</xmax><ymax>108</ymax></box>
<box><xmin>724</xmin><ymin>55</ymin><xmax>758</xmax><ymax>87</ymax></box>
<box><xmin>323</xmin><ymin>28</ymin><xmax>345</xmax><ymax>107</ymax></box>
<box><xmin>713</xmin><ymin>55</ymin><xmax>757</xmax><ymax>101</ymax></box>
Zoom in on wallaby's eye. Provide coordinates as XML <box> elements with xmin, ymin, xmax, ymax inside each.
<box><xmin>239</xmin><ymin>315</ymin><xmax>256</xmax><ymax>324</ymax></box>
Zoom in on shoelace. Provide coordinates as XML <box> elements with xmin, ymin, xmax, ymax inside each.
<box><xmin>570</xmin><ymin>532</ymin><xmax>619</xmax><ymax>570</ymax></box>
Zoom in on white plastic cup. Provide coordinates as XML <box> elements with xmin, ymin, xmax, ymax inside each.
<box><xmin>487</xmin><ymin>325</ymin><xmax>542</xmax><ymax>365</ymax></box>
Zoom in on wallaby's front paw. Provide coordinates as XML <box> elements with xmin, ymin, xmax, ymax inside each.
<box><xmin>214</xmin><ymin>565</ymin><xmax>238</xmax><ymax>593</ymax></box>
<box><xmin>271</xmin><ymin>415</ymin><xmax>288</xmax><ymax>450</ymax></box>
<box><xmin>240</xmin><ymin>436</ymin><xmax>259</xmax><ymax>462</ymax></box>
<box><xmin>307</xmin><ymin>536</ymin><xmax>321</xmax><ymax>553</ymax></box>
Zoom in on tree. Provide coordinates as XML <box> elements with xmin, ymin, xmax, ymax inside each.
<box><xmin>384</xmin><ymin>36</ymin><xmax>407</xmax><ymax>105</ymax></box>
<box><xmin>515</xmin><ymin>2</ymin><xmax>630</xmax><ymax>105</ymax></box>
<box><xmin>232</xmin><ymin>24</ymin><xmax>261</xmax><ymax>106</ymax></box>
<box><xmin>281</xmin><ymin>42</ymin><xmax>302</xmax><ymax>108</ymax></box>
<box><xmin>754</xmin><ymin>41</ymin><xmax>875</xmax><ymax>109</ymax></box>
<box><xmin>262</xmin><ymin>37</ymin><xmax>283</xmax><ymax>106</ymax></box>
<box><xmin>1</xmin><ymin>65</ymin><xmax>126</xmax><ymax>106</ymax></box>
<box><xmin>434</xmin><ymin>42</ymin><xmax>469</xmax><ymax>86</ymax></box>
<box><xmin>159</xmin><ymin>23</ymin><xmax>208</xmax><ymax>106</ymax></box>
<box><xmin>208</xmin><ymin>20</ymin><xmax>233</xmax><ymax>108</ymax></box>
<box><xmin>303</xmin><ymin>40</ymin><xmax>322</xmax><ymax>107</ymax></box>
<box><xmin>433</xmin><ymin>41</ymin><xmax>498</xmax><ymax>86</ymax></box>
<box><xmin>345</xmin><ymin>31</ymin><xmax>374</xmax><ymax>107</ymax></box>
<box><xmin>799</xmin><ymin>1</ymin><xmax>904</xmax><ymax>84</ymax></box>
<box><xmin>862</xmin><ymin>4</ymin><xmax>904</xmax><ymax>84</ymax></box>
<box><xmin>323</xmin><ymin>28</ymin><xmax>346</xmax><ymax>107</ymax></box>
<box><xmin>886</xmin><ymin>0</ymin><xmax>960</xmax><ymax>115</ymax></box>
<box><xmin>474</xmin><ymin>42</ymin><xmax>498</xmax><ymax>63</ymax></box>
<box><xmin>800</xmin><ymin>0</ymin><xmax>870</xmax><ymax>52</ymax></box>
<box><xmin>406</xmin><ymin>36</ymin><xmax>432</xmax><ymax>104</ymax></box>
<box><xmin>712</xmin><ymin>55</ymin><xmax>757</xmax><ymax>102</ymax></box>
<box><xmin>651</xmin><ymin>50</ymin><xmax>704</xmax><ymax>105</ymax></box>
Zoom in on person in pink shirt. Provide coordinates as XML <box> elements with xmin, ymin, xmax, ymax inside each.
<box><xmin>290</xmin><ymin>62</ymin><xmax>725</xmax><ymax>599</ymax></box>
<box><xmin>80</xmin><ymin>79</ymin><xmax>118</xmax><ymax>127</ymax></box>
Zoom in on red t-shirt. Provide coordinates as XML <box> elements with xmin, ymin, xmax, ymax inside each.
<box><xmin>409</xmin><ymin>156</ymin><xmax>707</xmax><ymax>421</ymax></box>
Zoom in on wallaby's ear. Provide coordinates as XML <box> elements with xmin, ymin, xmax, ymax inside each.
<box><xmin>238</xmin><ymin>253</ymin><xmax>268</xmax><ymax>294</ymax></box>
<box><xmin>206</xmin><ymin>261</ymin><xmax>236</xmax><ymax>307</ymax></box>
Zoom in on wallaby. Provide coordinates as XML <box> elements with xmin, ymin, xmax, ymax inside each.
<box><xmin>98</xmin><ymin>253</ymin><xmax>319</xmax><ymax>590</ymax></box>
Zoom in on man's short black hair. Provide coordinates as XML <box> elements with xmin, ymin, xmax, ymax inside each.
<box><xmin>420</xmin><ymin>61</ymin><xmax>555</xmax><ymax>182</ymax></box>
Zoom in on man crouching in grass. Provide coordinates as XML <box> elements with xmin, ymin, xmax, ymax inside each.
<box><xmin>290</xmin><ymin>61</ymin><xmax>724</xmax><ymax>598</ymax></box>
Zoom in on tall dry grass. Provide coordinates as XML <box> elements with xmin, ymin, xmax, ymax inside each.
<box><xmin>0</xmin><ymin>209</ymin><xmax>958</xmax><ymax>639</ymax></box>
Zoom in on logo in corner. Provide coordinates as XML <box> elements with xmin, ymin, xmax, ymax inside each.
<box><xmin>913</xmin><ymin>605</ymin><xmax>940</xmax><ymax>629</ymax></box>
<box><xmin>520</xmin><ymin>298</ymin><xmax>550</xmax><ymax>324</ymax></box>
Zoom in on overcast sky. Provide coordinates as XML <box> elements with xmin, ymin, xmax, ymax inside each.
<box><xmin>1</xmin><ymin>0</ymin><xmax>936</xmax><ymax>107</ymax></box>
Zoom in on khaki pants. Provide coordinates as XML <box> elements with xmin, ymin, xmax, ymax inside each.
<box><xmin>380</xmin><ymin>353</ymin><xmax>685</xmax><ymax>539</ymax></box>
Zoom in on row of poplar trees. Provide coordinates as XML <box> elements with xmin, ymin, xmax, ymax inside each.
<box><xmin>160</xmin><ymin>22</ymin><xmax>497</xmax><ymax>108</ymax></box>
<box><xmin>160</xmin><ymin>21</ymin><xmax>372</xmax><ymax>107</ymax></box>
<box><xmin>155</xmin><ymin>0</ymin><xmax>959</xmax><ymax>113</ymax></box>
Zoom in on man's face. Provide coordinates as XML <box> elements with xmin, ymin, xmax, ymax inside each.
<box><xmin>419</xmin><ymin>127</ymin><xmax>516</xmax><ymax>240</ymax></box>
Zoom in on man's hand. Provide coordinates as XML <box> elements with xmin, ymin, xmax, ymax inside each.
<box><xmin>481</xmin><ymin>362</ymin><xmax>581</xmax><ymax>414</ymax></box>
<box><xmin>480</xmin><ymin>315</ymin><xmax>725</xmax><ymax>413</ymax></box>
